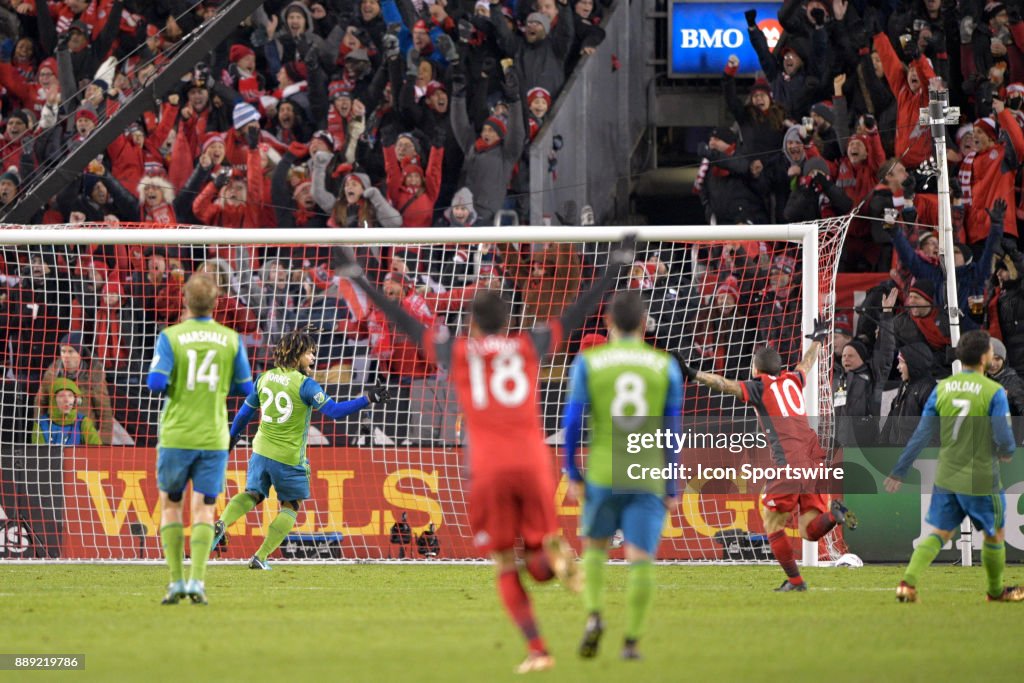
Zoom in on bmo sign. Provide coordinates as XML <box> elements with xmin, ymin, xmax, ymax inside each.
<box><xmin>669</xmin><ymin>1</ymin><xmax>784</xmax><ymax>77</ymax></box>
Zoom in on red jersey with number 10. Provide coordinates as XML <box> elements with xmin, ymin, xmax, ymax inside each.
<box><xmin>740</xmin><ymin>369</ymin><xmax>826</xmax><ymax>467</ymax></box>
<box><xmin>444</xmin><ymin>325</ymin><xmax>562</xmax><ymax>480</ymax></box>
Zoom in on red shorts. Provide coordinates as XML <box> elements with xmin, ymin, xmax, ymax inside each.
<box><xmin>760</xmin><ymin>492</ymin><xmax>829</xmax><ymax>516</ymax></box>
<box><xmin>469</xmin><ymin>469</ymin><xmax>557</xmax><ymax>553</ymax></box>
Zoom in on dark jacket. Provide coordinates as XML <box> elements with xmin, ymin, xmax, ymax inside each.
<box><xmin>835</xmin><ymin>311</ymin><xmax>896</xmax><ymax>446</ymax></box>
<box><xmin>699</xmin><ymin>148</ymin><xmax>770</xmax><ymax>225</ymax></box>
<box><xmin>879</xmin><ymin>341</ymin><xmax>937</xmax><ymax>445</ymax></box>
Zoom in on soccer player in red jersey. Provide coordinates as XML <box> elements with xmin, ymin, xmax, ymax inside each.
<box><xmin>682</xmin><ymin>319</ymin><xmax>858</xmax><ymax>591</ymax></box>
<box><xmin>336</xmin><ymin>239</ymin><xmax>634</xmax><ymax>672</ymax></box>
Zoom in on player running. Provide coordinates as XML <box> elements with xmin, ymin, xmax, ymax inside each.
<box><xmin>683</xmin><ymin>320</ymin><xmax>857</xmax><ymax>592</ymax></box>
<box><xmin>562</xmin><ymin>289</ymin><xmax>683</xmax><ymax>661</ymax></box>
<box><xmin>884</xmin><ymin>329</ymin><xmax>1023</xmax><ymax>602</ymax></box>
<box><xmin>336</xmin><ymin>238</ymin><xmax>634</xmax><ymax>674</ymax></box>
<box><xmin>147</xmin><ymin>273</ymin><xmax>254</xmax><ymax>605</ymax></box>
<box><xmin>212</xmin><ymin>328</ymin><xmax>391</xmax><ymax>569</ymax></box>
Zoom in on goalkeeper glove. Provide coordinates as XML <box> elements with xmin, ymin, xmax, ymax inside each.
<box><xmin>805</xmin><ymin>317</ymin><xmax>831</xmax><ymax>344</ymax></box>
<box><xmin>365</xmin><ymin>377</ymin><xmax>391</xmax><ymax>404</ymax></box>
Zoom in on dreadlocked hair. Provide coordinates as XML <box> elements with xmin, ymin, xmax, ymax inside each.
<box><xmin>273</xmin><ymin>327</ymin><xmax>317</xmax><ymax>372</ymax></box>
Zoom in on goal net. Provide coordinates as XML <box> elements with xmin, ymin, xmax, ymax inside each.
<box><xmin>0</xmin><ymin>220</ymin><xmax>849</xmax><ymax>563</ymax></box>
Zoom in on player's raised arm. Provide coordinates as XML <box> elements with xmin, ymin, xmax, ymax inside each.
<box><xmin>884</xmin><ymin>388</ymin><xmax>939</xmax><ymax>492</ymax></box>
<box><xmin>680</xmin><ymin>360</ymin><xmax>745</xmax><ymax>399</ymax></box>
<box><xmin>555</xmin><ymin>234</ymin><xmax>637</xmax><ymax>338</ymax></box>
<box><xmin>334</xmin><ymin>247</ymin><xmax>431</xmax><ymax>348</ymax></box>
<box><xmin>795</xmin><ymin>317</ymin><xmax>830</xmax><ymax>377</ymax></box>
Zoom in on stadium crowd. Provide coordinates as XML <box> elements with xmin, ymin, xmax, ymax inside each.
<box><xmin>699</xmin><ymin>0</ymin><xmax>1024</xmax><ymax>445</ymax></box>
<box><xmin>3</xmin><ymin>0</ymin><xmax>1023</xmax><ymax>451</ymax></box>
<box><xmin>0</xmin><ymin>0</ymin><xmax>616</xmax><ymax>446</ymax></box>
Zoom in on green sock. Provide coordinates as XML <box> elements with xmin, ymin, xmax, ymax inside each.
<box><xmin>983</xmin><ymin>541</ymin><xmax>1006</xmax><ymax>598</ymax></box>
<box><xmin>188</xmin><ymin>523</ymin><xmax>215</xmax><ymax>583</ymax></box>
<box><xmin>256</xmin><ymin>508</ymin><xmax>298</xmax><ymax>562</ymax></box>
<box><xmin>160</xmin><ymin>522</ymin><xmax>184</xmax><ymax>583</ymax></box>
<box><xmin>625</xmin><ymin>560</ymin><xmax>655</xmax><ymax>641</ymax></box>
<box><xmin>582</xmin><ymin>547</ymin><xmax>607</xmax><ymax>614</ymax></box>
<box><xmin>220</xmin><ymin>492</ymin><xmax>258</xmax><ymax>528</ymax></box>
<box><xmin>903</xmin><ymin>533</ymin><xmax>943</xmax><ymax>588</ymax></box>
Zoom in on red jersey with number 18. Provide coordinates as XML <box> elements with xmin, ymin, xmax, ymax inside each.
<box><xmin>740</xmin><ymin>369</ymin><xmax>826</xmax><ymax>467</ymax></box>
<box><xmin>445</xmin><ymin>327</ymin><xmax>561</xmax><ymax>480</ymax></box>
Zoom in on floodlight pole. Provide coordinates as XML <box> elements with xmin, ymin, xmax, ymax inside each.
<box><xmin>925</xmin><ymin>80</ymin><xmax>971</xmax><ymax>567</ymax></box>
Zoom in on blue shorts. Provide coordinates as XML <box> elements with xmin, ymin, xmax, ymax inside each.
<box><xmin>926</xmin><ymin>486</ymin><xmax>1006</xmax><ymax>538</ymax></box>
<box><xmin>157</xmin><ymin>448</ymin><xmax>229</xmax><ymax>499</ymax></box>
<box><xmin>246</xmin><ymin>453</ymin><xmax>311</xmax><ymax>502</ymax></box>
<box><xmin>581</xmin><ymin>483</ymin><xmax>666</xmax><ymax>555</ymax></box>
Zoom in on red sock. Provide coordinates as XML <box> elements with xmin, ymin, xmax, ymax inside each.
<box><xmin>805</xmin><ymin>511</ymin><xmax>837</xmax><ymax>542</ymax></box>
<box><xmin>497</xmin><ymin>570</ymin><xmax>547</xmax><ymax>654</ymax></box>
<box><xmin>768</xmin><ymin>531</ymin><xmax>803</xmax><ymax>585</ymax></box>
<box><xmin>525</xmin><ymin>552</ymin><xmax>555</xmax><ymax>582</ymax></box>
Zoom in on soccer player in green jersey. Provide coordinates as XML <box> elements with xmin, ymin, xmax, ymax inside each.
<box><xmin>213</xmin><ymin>328</ymin><xmax>390</xmax><ymax>569</ymax></box>
<box><xmin>885</xmin><ymin>329</ymin><xmax>1023</xmax><ymax>602</ymax></box>
<box><xmin>147</xmin><ymin>273</ymin><xmax>254</xmax><ymax>605</ymax></box>
<box><xmin>561</xmin><ymin>290</ymin><xmax>683</xmax><ymax>661</ymax></box>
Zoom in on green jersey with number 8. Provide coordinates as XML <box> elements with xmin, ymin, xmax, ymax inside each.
<box><xmin>580</xmin><ymin>338</ymin><xmax>674</xmax><ymax>492</ymax></box>
<box><xmin>152</xmin><ymin>318</ymin><xmax>248</xmax><ymax>450</ymax></box>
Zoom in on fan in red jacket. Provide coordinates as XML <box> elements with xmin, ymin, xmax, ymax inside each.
<box><xmin>961</xmin><ymin>101</ymin><xmax>1024</xmax><ymax>248</ymax></box>
<box><xmin>191</xmin><ymin>146</ymin><xmax>263</xmax><ymax>228</ymax></box>
<box><xmin>107</xmin><ymin>100</ymin><xmax>176</xmax><ymax>197</ymax></box>
<box><xmin>367</xmin><ymin>273</ymin><xmax>437</xmax><ymax>380</ymax></box>
<box><xmin>873</xmin><ymin>31</ymin><xmax>935</xmax><ymax>169</ymax></box>
<box><xmin>385</xmin><ymin>143</ymin><xmax>444</xmax><ymax>227</ymax></box>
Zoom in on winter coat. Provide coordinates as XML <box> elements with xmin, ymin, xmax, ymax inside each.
<box><xmin>490</xmin><ymin>1</ymin><xmax>574</xmax><ymax>100</ymax></box>
<box><xmin>451</xmin><ymin>93</ymin><xmax>524</xmax><ymax>225</ymax></box>
<box><xmin>32</xmin><ymin>378</ymin><xmax>102</xmax><ymax>446</ymax></box>
<box><xmin>699</xmin><ymin>146</ymin><xmax>770</xmax><ymax>224</ymax></box>
<box><xmin>834</xmin><ymin>312</ymin><xmax>896</xmax><ymax>447</ymax></box>
<box><xmin>873</xmin><ymin>32</ymin><xmax>934</xmax><ymax>169</ymax></box>
<box><xmin>879</xmin><ymin>342</ymin><xmax>937</xmax><ymax>445</ymax></box>
<box><xmin>35</xmin><ymin>358</ymin><xmax>113</xmax><ymax>445</ymax></box>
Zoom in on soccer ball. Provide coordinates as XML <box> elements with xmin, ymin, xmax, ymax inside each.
<box><xmin>835</xmin><ymin>553</ymin><xmax>863</xmax><ymax>568</ymax></box>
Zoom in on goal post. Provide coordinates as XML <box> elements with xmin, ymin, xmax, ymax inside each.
<box><xmin>0</xmin><ymin>219</ymin><xmax>849</xmax><ymax>563</ymax></box>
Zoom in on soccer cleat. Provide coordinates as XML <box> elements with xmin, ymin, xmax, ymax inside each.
<box><xmin>774</xmin><ymin>580</ymin><xmax>808</xmax><ymax>592</ymax></box>
<box><xmin>514</xmin><ymin>652</ymin><xmax>555</xmax><ymax>674</ymax></box>
<box><xmin>545</xmin><ymin>536</ymin><xmax>582</xmax><ymax>593</ymax></box>
<box><xmin>987</xmin><ymin>586</ymin><xmax>1024</xmax><ymax>602</ymax></box>
<box><xmin>248</xmin><ymin>555</ymin><xmax>272</xmax><ymax>571</ymax></box>
<box><xmin>211</xmin><ymin>520</ymin><xmax>226</xmax><ymax>552</ymax></box>
<box><xmin>185</xmin><ymin>579</ymin><xmax>208</xmax><ymax>605</ymax></box>
<box><xmin>831</xmin><ymin>500</ymin><xmax>858</xmax><ymax>530</ymax></box>
<box><xmin>161</xmin><ymin>579</ymin><xmax>187</xmax><ymax>605</ymax></box>
<box><xmin>896</xmin><ymin>581</ymin><xmax>918</xmax><ymax>603</ymax></box>
<box><xmin>577</xmin><ymin>613</ymin><xmax>604</xmax><ymax>659</ymax></box>
<box><xmin>621</xmin><ymin>639</ymin><xmax>642</xmax><ymax>661</ymax></box>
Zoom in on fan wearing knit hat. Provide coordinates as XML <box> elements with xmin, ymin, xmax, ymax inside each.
<box><xmin>225</xmin><ymin>43</ymin><xmax>264</xmax><ymax>101</ymax></box>
<box><xmin>961</xmin><ymin>98</ymin><xmax>1023</xmax><ymax>249</ymax></box>
<box><xmin>985</xmin><ymin>339</ymin><xmax>1024</xmax><ymax>416</ymax></box>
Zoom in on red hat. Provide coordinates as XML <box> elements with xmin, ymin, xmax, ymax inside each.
<box><xmin>38</xmin><ymin>57</ymin><xmax>58</xmax><ymax>76</ymax></box>
<box><xmin>75</xmin><ymin>109</ymin><xmax>98</xmax><ymax>124</ymax></box>
<box><xmin>483</xmin><ymin>115</ymin><xmax>507</xmax><ymax>139</ymax></box>
<box><xmin>201</xmin><ymin>132</ymin><xmax>225</xmax><ymax>152</ymax></box>
<box><xmin>834</xmin><ymin>312</ymin><xmax>853</xmax><ymax>336</ymax></box>
<box><xmin>1008</xmin><ymin>82</ymin><xmax>1024</xmax><ymax>96</ymax></box>
<box><xmin>413</xmin><ymin>19</ymin><xmax>429</xmax><ymax>32</ymax></box>
<box><xmin>283</xmin><ymin>61</ymin><xmax>309</xmax><ymax>83</ymax></box>
<box><xmin>975</xmin><ymin>117</ymin><xmax>997</xmax><ymax>140</ymax></box>
<box><xmin>402</xmin><ymin>162</ymin><xmax>425</xmax><ymax>181</ymax></box>
<box><xmin>328</xmin><ymin>80</ymin><xmax>353</xmax><ymax>100</ymax></box>
<box><xmin>751</xmin><ymin>77</ymin><xmax>771</xmax><ymax>96</ymax></box>
<box><xmin>229</xmin><ymin>44</ymin><xmax>255</xmax><ymax>63</ymax></box>
<box><xmin>146</xmin><ymin>23</ymin><xmax>160</xmax><ymax>38</ymax></box>
<box><xmin>578</xmin><ymin>333</ymin><xmax>608</xmax><ymax>352</ymax></box>
<box><xmin>715</xmin><ymin>276</ymin><xmax>740</xmax><ymax>304</ymax></box>
<box><xmin>526</xmin><ymin>87</ymin><xmax>551</xmax><ymax>106</ymax></box>
<box><xmin>425</xmin><ymin>80</ymin><xmax>447</xmax><ymax>98</ymax></box>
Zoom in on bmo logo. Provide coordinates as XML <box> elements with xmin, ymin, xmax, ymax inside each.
<box><xmin>679</xmin><ymin>28</ymin><xmax>744</xmax><ymax>49</ymax></box>
<box><xmin>669</xmin><ymin>1</ymin><xmax>783</xmax><ymax>76</ymax></box>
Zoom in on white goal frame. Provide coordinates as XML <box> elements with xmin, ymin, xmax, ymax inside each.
<box><xmin>0</xmin><ymin>223</ymin><xmax>831</xmax><ymax>566</ymax></box>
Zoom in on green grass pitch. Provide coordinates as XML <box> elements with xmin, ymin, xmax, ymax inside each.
<box><xmin>2</xmin><ymin>564</ymin><xmax>1024</xmax><ymax>682</ymax></box>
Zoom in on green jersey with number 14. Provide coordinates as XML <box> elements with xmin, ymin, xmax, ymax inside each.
<box><xmin>152</xmin><ymin>318</ymin><xmax>246</xmax><ymax>450</ymax></box>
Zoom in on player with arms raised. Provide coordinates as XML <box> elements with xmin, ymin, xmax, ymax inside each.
<box><xmin>884</xmin><ymin>329</ymin><xmax>1023</xmax><ymax>602</ymax></box>
<box><xmin>562</xmin><ymin>290</ymin><xmax>683</xmax><ymax>660</ymax></box>
<box><xmin>683</xmin><ymin>320</ymin><xmax>857</xmax><ymax>591</ymax></box>
<box><xmin>336</xmin><ymin>238</ymin><xmax>634</xmax><ymax>673</ymax></box>
<box><xmin>147</xmin><ymin>273</ymin><xmax>254</xmax><ymax>605</ymax></box>
<box><xmin>211</xmin><ymin>328</ymin><xmax>391</xmax><ymax>568</ymax></box>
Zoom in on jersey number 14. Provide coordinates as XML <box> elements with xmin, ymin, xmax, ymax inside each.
<box><xmin>185</xmin><ymin>350</ymin><xmax>220</xmax><ymax>391</ymax></box>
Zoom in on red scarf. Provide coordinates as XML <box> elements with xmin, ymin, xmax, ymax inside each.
<box><xmin>910</xmin><ymin>308</ymin><xmax>951</xmax><ymax>350</ymax></box>
<box><xmin>958</xmin><ymin>151</ymin><xmax>976</xmax><ymax>208</ymax></box>
<box><xmin>474</xmin><ymin>137</ymin><xmax>500</xmax><ymax>153</ymax></box>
